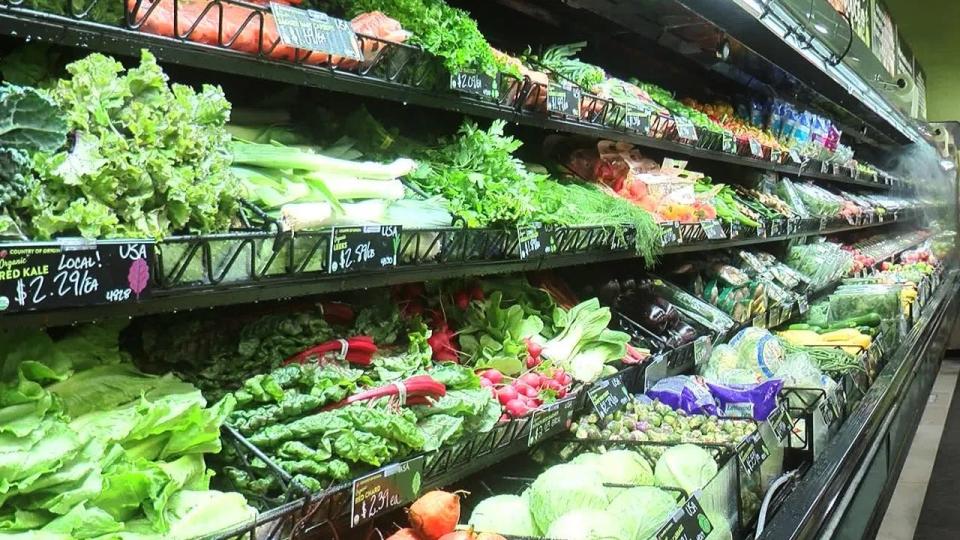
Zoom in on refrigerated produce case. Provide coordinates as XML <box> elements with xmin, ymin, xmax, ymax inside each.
<box><xmin>0</xmin><ymin>0</ymin><xmax>957</xmax><ymax>539</ymax></box>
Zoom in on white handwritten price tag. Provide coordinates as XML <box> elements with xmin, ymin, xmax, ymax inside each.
<box><xmin>749</xmin><ymin>138</ymin><xmax>763</xmax><ymax>158</ymax></box>
<box><xmin>0</xmin><ymin>240</ymin><xmax>153</xmax><ymax>313</ymax></box>
<box><xmin>722</xmin><ymin>130</ymin><xmax>736</xmax><ymax>153</ymax></box>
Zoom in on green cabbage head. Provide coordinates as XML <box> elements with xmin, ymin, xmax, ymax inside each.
<box><xmin>607</xmin><ymin>486</ymin><xmax>678</xmax><ymax>539</ymax></box>
<box><xmin>654</xmin><ymin>444</ymin><xmax>718</xmax><ymax>494</ymax></box>
<box><xmin>468</xmin><ymin>494</ymin><xmax>537</xmax><ymax>536</ymax></box>
<box><xmin>545</xmin><ymin>509</ymin><xmax>629</xmax><ymax>540</ymax></box>
<box><xmin>528</xmin><ymin>464</ymin><xmax>608</xmax><ymax>533</ymax></box>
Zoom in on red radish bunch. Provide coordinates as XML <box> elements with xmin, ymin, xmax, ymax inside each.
<box><xmin>428</xmin><ymin>324</ymin><xmax>460</xmax><ymax>362</ymax></box>
<box><xmin>524</xmin><ymin>338</ymin><xmax>543</xmax><ymax>368</ymax></box>
<box><xmin>479</xmin><ymin>368</ymin><xmax>574</xmax><ymax>419</ymax></box>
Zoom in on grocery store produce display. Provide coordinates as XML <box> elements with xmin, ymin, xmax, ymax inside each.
<box><xmin>0</xmin><ymin>0</ymin><xmax>956</xmax><ymax>539</ymax></box>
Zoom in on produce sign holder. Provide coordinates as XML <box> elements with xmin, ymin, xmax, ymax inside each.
<box><xmin>679</xmin><ymin>222</ymin><xmax>710</xmax><ymax>244</ymax></box>
<box><xmin>777</xmin><ymin>386</ymin><xmax>839</xmax><ymax>462</ymax></box>
<box><xmin>696</xmin><ymin>129</ymin><xmax>724</xmax><ymax>152</ymax></box>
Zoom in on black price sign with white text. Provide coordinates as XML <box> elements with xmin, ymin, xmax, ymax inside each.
<box><xmin>328</xmin><ymin>225</ymin><xmax>400</xmax><ymax>274</ymax></box>
<box><xmin>450</xmin><ymin>71</ymin><xmax>498</xmax><ymax>100</ymax></box>
<box><xmin>737</xmin><ymin>430</ymin><xmax>770</xmax><ymax>475</ymax></box>
<box><xmin>528</xmin><ymin>399</ymin><xmax>575</xmax><ymax>447</ymax></box>
<box><xmin>660</xmin><ymin>221</ymin><xmax>680</xmax><ymax>246</ymax></box>
<box><xmin>656</xmin><ymin>493</ymin><xmax>713</xmax><ymax>540</ymax></box>
<box><xmin>770</xmin><ymin>399</ymin><xmax>792</xmax><ymax>441</ymax></box>
<box><xmin>588</xmin><ymin>375</ymin><xmax>631</xmax><ymax>420</ymax></box>
<box><xmin>351</xmin><ymin>456</ymin><xmax>424</xmax><ymax>526</ymax></box>
<box><xmin>517</xmin><ymin>224</ymin><xmax>552</xmax><ymax>260</ymax></box>
<box><xmin>701</xmin><ymin>220</ymin><xmax>725</xmax><ymax>240</ymax></box>
<box><xmin>547</xmin><ymin>83</ymin><xmax>581</xmax><ymax>117</ymax></box>
<box><xmin>0</xmin><ymin>240</ymin><xmax>153</xmax><ymax>314</ymax></box>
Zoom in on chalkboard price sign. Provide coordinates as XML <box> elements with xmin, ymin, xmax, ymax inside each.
<box><xmin>517</xmin><ymin>224</ymin><xmax>552</xmax><ymax>260</ymax></box>
<box><xmin>701</xmin><ymin>220</ymin><xmax>725</xmax><ymax>240</ymax></box>
<box><xmin>770</xmin><ymin>399</ymin><xmax>792</xmax><ymax>441</ymax></box>
<box><xmin>587</xmin><ymin>375</ymin><xmax>631</xmax><ymax>420</ymax></box>
<box><xmin>660</xmin><ymin>222</ymin><xmax>680</xmax><ymax>246</ymax></box>
<box><xmin>0</xmin><ymin>240</ymin><xmax>153</xmax><ymax>314</ymax></box>
<box><xmin>737</xmin><ymin>430</ymin><xmax>770</xmax><ymax>475</ymax></box>
<box><xmin>271</xmin><ymin>4</ymin><xmax>362</xmax><ymax>59</ymax></box>
<box><xmin>450</xmin><ymin>71</ymin><xmax>498</xmax><ymax>100</ymax></box>
<box><xmin>351</xmin><ymin>456</ymin><xmax>424</xmax><ymax>526</ymax></box>
<box><xmin>625</xmin><ymin>109</ymin><xmax>651</xmax><ymax>133</ymax></box>
<box><xmin>656</xmin><ymin>493</ymin><xmax>713</xmax><ymax>540</ymax></box>
<box><xmin>528</xmin><ymin>399</ymin><xmax>575</xmax><ymax>447</ymax></box>
<box><xmin>547</xmin><ymin>83</ymin><xmax>581</xmax><ymax>117</ymax></box>
<box><xmin>329</xmin><ymin>225</ymin><xmax>400</xmax><ymax>274</ymax></box>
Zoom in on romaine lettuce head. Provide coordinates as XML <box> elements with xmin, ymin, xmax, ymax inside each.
<box><xmin>608</xmin><ymin>486</ymin><xmax>678</xmax><ymax>539</ymax></box>
<box><xmin>654</xmin><ymin>444</ymin><xmax>718</xmax><ymax>494</ymax></box>
<box><xmin>529</xmin><ymin>464</ymin><xmax>607</xmax><ymax>533</ymax></box>
<box><xmin>468</xmin><ymin>494</ymin><xmax>537</xmax><ymax>536</ymax></box>
<box><xmin>544</xmin><ymin>509</ymin><xmax>628</xmax><ymax>540</ymax></box>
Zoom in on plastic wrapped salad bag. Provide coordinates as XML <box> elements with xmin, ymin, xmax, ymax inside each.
<box><xmin>729</xmin><ymin>327</ymin><xmax>786</xmax><ymax>379</ymax></box>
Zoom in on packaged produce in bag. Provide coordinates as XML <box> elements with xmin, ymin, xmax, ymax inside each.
<box><xmin>706</xmin><ymin>379</ymin><xmax>783</xmax><ymax>420</ymax></box>
<box><xmin>646</xmin><ymin>375</ymin><xmax>719</xmax><ymax>416</ymax></box>
<box><xmin>828</xmin><ymin>284</ymin><xmax>903</xmax><ymax>320</ymax></box>
<box><xmin>729</xmin><ymin>327</ymin><xmax>786</xmax><ymax>379</ymax></box>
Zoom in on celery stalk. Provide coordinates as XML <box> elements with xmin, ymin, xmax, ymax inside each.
<box><xmin>231</xmin><ymin>141</ymin><xmax>416</xmax><ymax>180</ymax></box>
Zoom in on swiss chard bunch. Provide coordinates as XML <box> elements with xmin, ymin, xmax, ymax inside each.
<box><xmin>23</xmin><ymin>50</ymin><xmax>240</xmax><ymax>239</ymax></box>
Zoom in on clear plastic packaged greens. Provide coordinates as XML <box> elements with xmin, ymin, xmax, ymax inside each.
<box><xmin>776</xmin><ymin>178</ymin><xmax>811</xmax><ymax>218</ymax></box>
<box><xmin>828</xmin><ymin>284</ymin><xmax>903</xmax><ymax>320</ymax></box>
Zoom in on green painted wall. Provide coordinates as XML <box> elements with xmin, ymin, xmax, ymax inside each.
<box><xmin>885</xmin><ymin>0</ymin><xmax>960</xmax><ymax>120</ymax></box>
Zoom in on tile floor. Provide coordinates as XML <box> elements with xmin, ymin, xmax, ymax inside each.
<box><xmin>876</xmin><ymin>359</ymin><xmax>960</xmax><ymax>540</ymax></box>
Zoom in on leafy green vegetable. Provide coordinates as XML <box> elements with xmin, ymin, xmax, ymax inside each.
<box><xmin>458</xmin><ymin>291</ymin><xmax>544</xmax><ymax>375</ymax></box>
<box><xmin>541</xmin><ymin>298</ymin><xmax>629</xmax><ymax>382</ymax></box>
<box><xmin>525</xmin><ymin>43</ymin><xmax>605</xmax><ymax>91</ymax></box>
<box><xmin>468</xmin><ymin>494</ymin><xmax>538</xmax><ymax>537</ymax></box>
<box><xmin>528</xmin><ymin>463</ymin><xmax>608</xmax><ymax>533</ymax></box>
<box><xmin>654</xmin><ymin>443</ymin><xmax>718</xmax><ymax>494</ymax></box>
<box><xmin>21</xmin><ymin>50</ymin><xmax>239</xmax><ymax>239</ymax></box>
<box><xmin>0</xmin><ymin>83</ymin><xmax>68</xmax><ymax>213</ymax></box>
<box><xmin>0</xmin><ymin>325</ymin><xmax>250</xmax><ymax>539</ymax></box>
<box><xmin>337</xmin><ymin>0</ymin><xmax>505</xmax><ymax>75</ymax></box>
<box><xmin>608</xmin><ymin>486</ymin><xmax>678</xmax><ymax>539</ymax></box>
<box><xmin>410</xmin><ymin>119</ymin><xmax>548</xmax><ymax>228</ymax></box>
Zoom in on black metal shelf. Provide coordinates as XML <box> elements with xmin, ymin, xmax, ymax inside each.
<box><xmin>0</xmin><ymin>208</ymin><xmax>935</xmax><ymax>329</ymax></box>
<box><xmin>0</xmin><ymin>5</ymin><xmax>906</xmax><ymax>192</ymax></box>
